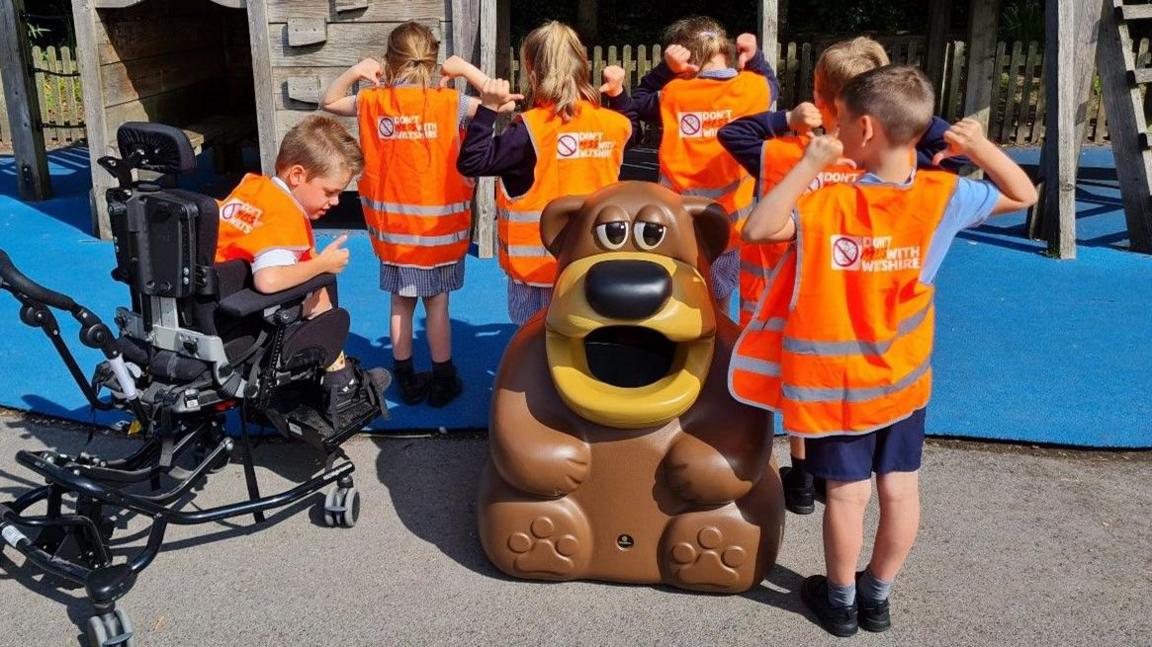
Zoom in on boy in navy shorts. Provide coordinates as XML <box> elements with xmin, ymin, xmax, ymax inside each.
<box><xmin>738</xmin><ymin>66</ymin><xmax>1037</xmax><ymax>636</ymax></box>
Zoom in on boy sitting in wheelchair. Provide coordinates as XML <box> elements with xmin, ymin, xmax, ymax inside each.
<box><xmin>215</xmin><ymin>115</ymin><xmax>389</xmax><ymax>433</ymax></box>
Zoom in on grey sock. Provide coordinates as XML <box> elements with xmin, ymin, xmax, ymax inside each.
<box><xmin>827</xmin><ymin>579</ymin><xmax>856</xmax><ymax>608</ymax></box>
<box><xmin>858</xmin><ymin>569</ymin><xmax>892</xmax><ymax>603</ymax></box>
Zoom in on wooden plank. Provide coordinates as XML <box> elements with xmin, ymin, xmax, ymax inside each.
<box><xmin>1030</xmin><ymin>49</ymin><xmax>1047</xmax><ymax>143</ymax></box>
<box><xmin>1096</xmin><ymin>0</ymin><xmax>1152</xmax><ymax>251</ymax></box>
<box><xmin>1013</xmin><ymin>41</ymin><xmax>1041</xmax><ymax>145</ymax></box>
<box><xmin>73</xmin><ymin>0</ymin><xmax>112</xmax><ymax>237</ymax></box>
<box><xmin>926</xmin><ymin>1</ymin><xmax>953</xmax><ymax>106</ymax></box>
<box><xmin>0</xmin><ymin>0</ymin><xmax>51</xmax><ymax>200</ymax></box>
<box><xmin>270</xmin><ymin>21</ymin><xmax>444</xmax><ymax>68</ymax></box>
<box><xmin>103</xmin><ymin>81</ymin><xmax>219</xmax><ymax>132</ymax></box>
<box><xmin>244</xmin><ymin>0</ymin><xmax>277</xmax><ymax>175</ymax></box>
<box><xmin>947</xmin><ymin>41</ymin><xmax>967</xmax><ymax>121</ymax></box>
<box><xmin>784</xmin><ymin>41</ymin><xmax>798</xmax><ymax>108</ymax></box>
<box><xmin>99</xmin><ymin>49</ymin><xmax>226</xmax><ymax>107</ymax></box>
<box><xmin>31</xmin><ymin>47</ymin><xmax>55</xmax><ymax>146</ymax></box>
<box><xmin>1092</xmin><ymin>84</ymin><xmax>1108</xmax><ymax>144</ymax></box>
<box><xmin>799</xmin><ymin>42</ymin><xmax>812</xmax><ymax>103</ymax></box>
<box><xmin>95</xmin><ymin>11</ymin><xmax>226</xmax><ymax>65</ymax></box>
<box><xmin>0</xmin><ymin>63</ymin><xmax>9</xmax><ymax>146</ymax></box>
<box><xmin>266</xmin><ymin>0</ymin><xmax>443</xmax><ymax>23</ymax></box>
<box><xmin>478</xmin><ymin>0</ymin><xmax>497</xmax><ymax>258</ymax></box>
<box><xmin>963</xmin><ymin>0</ymin><xmax>1001</xmax><ymax>129</ymax></box>
<box><xmin>999</xmin><ymin>41</ymin><xmax>1024</xmax><ymax>143</ymax></box>
<box><xmin>758</xmin><ymin>0</ymin><xmax>779</xmax><ymax>80</ymax></box>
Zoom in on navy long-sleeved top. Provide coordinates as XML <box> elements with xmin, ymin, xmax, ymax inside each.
<box><xmin>717</xmin><ymin>111</ymin><xmax>970</xmax><ymax>179</ymax></box>
<box><xmin>456</xmin><ymin>91</ymin><xmax>638</xmax><ymax>199</ymax></box>
<box><xmin>630</xmin><ymin>50</ymin><xmax>781</xmax><ymax>125</ymax></box>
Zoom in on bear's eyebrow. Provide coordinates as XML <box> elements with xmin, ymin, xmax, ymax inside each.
<box><xmin>593</xmin><ymin>204</ymin><xmax>631</xmax><ymax>222</ymax></box>
<box><xmin>636</xmin><ymin>203</ymin><xmax>673</xmax><ymax>223</ymax></box>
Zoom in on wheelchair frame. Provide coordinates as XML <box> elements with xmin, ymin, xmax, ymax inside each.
<box><xmin>0</xmin><ymin>123</ymin><xmax>379</xmax><ymax>647</ymax></box>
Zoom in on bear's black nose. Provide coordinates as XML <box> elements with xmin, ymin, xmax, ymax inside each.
<box><xmin>585</xmin><ymin>260</ymin><xmax>672</xmax><ymax>320</ymax></box>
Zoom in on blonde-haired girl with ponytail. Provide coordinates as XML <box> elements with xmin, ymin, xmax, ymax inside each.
<box><xmin>321</xmin><ymin>21</ymin><xmax>501</xmax><ymax>408</ymax></box>
<box><xmin>454</xmin><ymin>21</ymin><xmax>638</xmax><ymax>325</ymax></box>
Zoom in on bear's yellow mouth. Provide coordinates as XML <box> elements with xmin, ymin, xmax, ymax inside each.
<box><xmin>545</xmin><ymin>252</ymin><xmax>715</xmax><ymax>429</ymax></box>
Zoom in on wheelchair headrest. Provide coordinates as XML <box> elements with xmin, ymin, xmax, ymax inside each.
<box><xmin>116</xmin><ymin>122</ymin><xmax>197</xmax><ymax>176</ymax></box>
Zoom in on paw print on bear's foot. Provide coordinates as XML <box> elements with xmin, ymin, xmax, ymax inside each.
<box><xmin>669</xmin><ymin>526</ymin><xmax>747</xmax><ymax>588</ymax></box>
<box><xmin>507</xmin><ymin>516</ymin><xmax>582</xmax><ymax>577</ymax></box>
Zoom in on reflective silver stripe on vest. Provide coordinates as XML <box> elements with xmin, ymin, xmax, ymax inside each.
<box><xmin>498</xmin><ymin>240</ymin><xmax>550</xmax><ymax>257</ymax></box>
<box><xmin>747</xmin><ymin>316</ymin><xmax>786</xmax><ymax>332</ymax></box>
<box><xmin>499</xmin><ymin>209</ymin><xmax>541</xmax><ymax>223</ymax></box>
<box><xmin>740</xmin><ymin>260</ymin><xmax>772</xmax><ymax>278</ymax></box>
<box><xmin>360</xmin><ymin>197</ymin><xmax>470</xmax><ymax>217</ymax></box>
<box><xmin>782</xmin><ymin>303</ymin><xmax>933</xmax><ymax>356</ymax></box>
<box><xmin>730</xmin><ymin>204</ymin><xmax>752</xmax><ymax>224</ymax></box>
<box><xmin>730</xmin><ymin>356</ymin><xmax>781</xmax><ymax>377</ymax></box>
<box><xmin>782</xmin><ymin>356</ymin><xmax>931</xmax><ymax>403</ymax></box>
<box><xmin>367</xmin><ymin>225</ymin><xmax>469</xmax><ymax>247</ymax></box>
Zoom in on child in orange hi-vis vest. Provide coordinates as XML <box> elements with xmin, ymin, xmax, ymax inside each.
<box><xmin>322</xmin><ymin>22</ymin><xmax>509</xmax><ymax>408</ymax></box>
<box><xmin>722</xmin><ymin>37</ymin><xmax>967</xmax><ymax>520</ymax></box>
<box><xmin>215</xmin><ymin>115</ymin><xmax>389</xmax><ymax>429</ymax></box>
<box><xmin>740</xmin><ymin>66</ymin><xmax>1037</xmax><ymax>637</ymax></box>
<box><xmin>456</xmin><ymin>21</ymin><xmax>636</xmax><ymax>325</ymax></box>
<box><xmin>630</xmin><ymin>16</ymin><xmax>778</xmax><ymax>307</ymax></box>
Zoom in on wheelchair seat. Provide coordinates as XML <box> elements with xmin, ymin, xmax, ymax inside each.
<box><xmin>0</xmin><ymin>122</ymin><xmax>387</xmax><ymax>647</ymax></box>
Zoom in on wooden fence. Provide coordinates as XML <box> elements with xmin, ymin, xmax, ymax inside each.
<box><xmin>0</xmin><ymin>45</ymin><xmax>85</xmax><ymax>150</ymax></box>
<box><xmin>508</xmin><ymin>36</ymin><xmax>1143</xmax><ymax>147</ymax></box>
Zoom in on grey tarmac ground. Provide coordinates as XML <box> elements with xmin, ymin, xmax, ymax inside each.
<box><xmin>1</xmin><ymin>410</ymin><xmax>1149</xmax><ymax>647</ymax></box>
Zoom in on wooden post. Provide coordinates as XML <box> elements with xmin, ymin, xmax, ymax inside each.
<box><xmin>1097</xmin><ymin>0</ymin><xmax>1152</xmax><ymax>252</ymax></box>
<box><xmin>72</xmin><ymin>0</ymin><xmax>113</xmax><ymax>237</ymax></box>
<box><xmin>454</xmin><ymin>0</ymin><xmax>497</xmax><ymax>258</ymax></box>
<box><xmin>245</xmin><ymin>0</ymin><xmax>277</xmax><ymax>177</ymax></box>
<box><xmin>0</xmin><ymin>0</ymin><xmax>51</xmax><ymax>201</ymax></box>
<box><xmin>1028</xmin><ymin>0</ymin><xmax>1103</xmax><ymax>254</ymax></box>
<box><xmin>758</xmin><ymin>0</ymin><xmax>779</xmax><ymax>88</ymax></box>
<box><xmin>924</xmin><ymin>0</ymin><xmax>953</xmax><ymax>104</ymax></box>
<box><xmin>495</xmin><ymin>0</ymin><xmax>510</xmax><ymax>79</ymax></box>
<box><xmin>962</xmin><ymin>0</ymin><xmax>1000</xmax><ymax>127</ymax></box>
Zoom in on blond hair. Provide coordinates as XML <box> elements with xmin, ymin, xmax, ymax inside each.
<box><xmin>383</xmin><ymin>21</ymin><xmax>440</xmax><ymax>87</ymax></box>
<box><xmin>275</xmin><ymin>115</ymin><xmax>364</xmax><ymax>178</ymax></box>
<box><xmin>663</xmin><ymin>16</ymin><xmax>735</xmax><ymax>69</ymax></box>
<box><xmin>841</xmin><ymin>65</ymin><xmax>934</xmax><ymax>145</ymax></box>
<box><xmin>519</xmin><ymin>21</ymin><xmax>598</xmax><ymax>122</ymax></box>
<box><xmin>814</xmin><ymin>37</ymin><xmax>890</xmax><ymax>107</ymax></box>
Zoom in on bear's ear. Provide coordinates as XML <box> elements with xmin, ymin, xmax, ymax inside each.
<box><xmin>540</xmin><ymin>194</ymin><xmax>588</xmax><ymax>257</ymax></box>
<box><xmin>682</xmin><ymin>196</ymin><xmax>730</xmax><ymax>262</ymax></box>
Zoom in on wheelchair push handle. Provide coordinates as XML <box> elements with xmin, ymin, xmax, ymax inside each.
<box><xmin>0</xmin><ymin>249</ymin><xmax>76</xmax><ymax>311</ymax></box>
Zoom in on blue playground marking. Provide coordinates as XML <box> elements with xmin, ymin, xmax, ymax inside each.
<box><xmin>0</xmin><ymin>146</ymin><xmax>1148</xmax><ymax>447</ymax></box>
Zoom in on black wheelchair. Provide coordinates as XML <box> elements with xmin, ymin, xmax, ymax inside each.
<box><xmin>0</xmin><ymin>123</ymin><xmax>388</xmax><ymax>646</ymax></box>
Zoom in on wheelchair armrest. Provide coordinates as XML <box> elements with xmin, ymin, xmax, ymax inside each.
<box><xmin>217</xmin><ymin>274</ymin><xmax>336</xmax><ymax>318</ymax></box>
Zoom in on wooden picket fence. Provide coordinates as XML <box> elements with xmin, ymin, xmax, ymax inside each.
<box><xmin>508</xmin><ymin>36</ymin><xmax>1141</xmax><ymax>147</ymax></box>
<box><xmin>0</xmin><ymin>45</ymin><xmax>85</xmax><ymax>150</ymax></box>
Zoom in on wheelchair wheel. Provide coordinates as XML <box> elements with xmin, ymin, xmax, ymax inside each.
<box><xmin>86</xmin><ymin>608</ymin><xmax>135</xmax><ymax>647</ymax></box>
<box><xmin>322</xmin><ymin>486</ymin><xmax>360</xmax><ymax>528</ymax></box>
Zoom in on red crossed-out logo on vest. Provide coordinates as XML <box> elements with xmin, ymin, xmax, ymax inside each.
<box><xmin>830</xmin><ymin>235</ymin><xmax>862</xmax><ymax>270</ymax></box>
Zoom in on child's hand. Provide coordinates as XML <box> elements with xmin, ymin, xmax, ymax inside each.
<box><xmin>599</xmin><ymin>65</ymin><xmax>626</xmax><ymax>97</ymax></box>
<box><xmin>736</xmin><ymin>33</ymin><xmax>758</xmax><ymax>69</ymax></box>
<box><xmin>352</xmin><ymin>58</ymin><xmax>383</xmax><ymax>86</ymax></box>
<box><xmin>803</xmin><ymin>134</ymin><xmax>849</xmax><ymax>169</ymax></box>
<box><xmin>440</xmin><ymin>55</ymin><xmax>468</xmax><ymax>80</ymax></box>
<box><xmin>480</xmin><ymin>78</ymin><xmax>523</xmax><ymax>111</ymax></box>
<box><xmin>664</xmin><ymin>44</ymin><xmax>699</xmax><ymax>76</ymax></box>
<box><xmin>316</xmin><ymin>234</ymin><xmax>351</xmax><ymax>274</ymax></box>
<box><xmin>934</xmin><ymin>117</ymin><xmax>991</xmax><ymax>166</ymax></box>
<box><xmin>787</xmin><ymin>102</ymin><xmax>822</xmax><ymax>133</ymax></box>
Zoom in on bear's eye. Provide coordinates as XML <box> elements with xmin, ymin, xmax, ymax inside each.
<box><xmin>633</xmin><ymin>222</ymin><xmax>666</xmax><ymax>250</ymax></box>
<box><xmin>595</xmin><ymin>222</ymin><xmax>629</xmax><ymax>250</ymax></box>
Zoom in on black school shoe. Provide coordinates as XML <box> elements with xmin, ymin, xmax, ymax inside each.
<box><xmin>394</xmin><ymin>366</ymin><xmax>431</xmax><ymax>405</ymax></box>
<box><xmin>426</xmin><ymin>373</ymin><xmax>462</xmax><ymax>408</ymax></box>
<box><xmin>800</xmin><ymin>575</ymin><xmax>858</xmax><ymax>637</ymax></box>
<box><xmin>856</xmin><ymin>571</ymin><xmax>892</xmax><ymax>633</ymax></box>
<box><xmin>779</xmin><ymin>466</ymin><xmax>816</xmax><ymax>515</ymax></box>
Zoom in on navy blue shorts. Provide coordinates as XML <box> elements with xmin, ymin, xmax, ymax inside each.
<box><xmin>804</xmin><ymin>409</ymin><xmax>926</xmax><ymax>483</ymax></box>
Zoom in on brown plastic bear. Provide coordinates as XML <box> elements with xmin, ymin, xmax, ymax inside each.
<box><xmin>477</xmin><ymin>181</ymin><xmax>785</xmax><ymax>593</ymax></box>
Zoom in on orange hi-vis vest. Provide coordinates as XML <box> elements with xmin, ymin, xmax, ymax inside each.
<box><xmin>357</xmin><ymin>85</ymin><xmax>473</xmax><ymax>269</ymax></box>
<box><xmin>738</xmin><ymin>135</ymin><xmax>863</xmax><ymax>326</ymax></box>
<box><xmin>658</xmin><ymin>71</ymin><xmax>772</xmax><ymax>248</ymax></box>
<box><xmin>496</xmin><ymin>101</ymin><xmax>631</xmax><ymax>286</ymax></box>
<box><xmin>730</xmin><ymin>169</ymin><xmax>960</xmax><ymax>436</ymax></box>
<box><xmin>215</xmin><ymin>174</ymin><xmax>315</xmax><ymax>264</ymax></box>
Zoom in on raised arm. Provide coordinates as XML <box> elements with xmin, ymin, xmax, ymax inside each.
<box><xmin>936</xmin><ymin>118</ymin><xmax>1037</xmax><ymax>215</ymax></box>
<box><xmin>321</xmin><ymin>59</ymin><xmax>383</xmax><ymax>117</ymax></box>
<box><xmin>743</xmin><ymin>135</ymin><xmax>845</xmax><ymax>242</ymax></box>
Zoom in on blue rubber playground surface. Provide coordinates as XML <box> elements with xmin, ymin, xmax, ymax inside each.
<box><xmin>0</xmin><ymin>146</ymin><xmax>1148</xmax><ymax>447</ymax></box>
